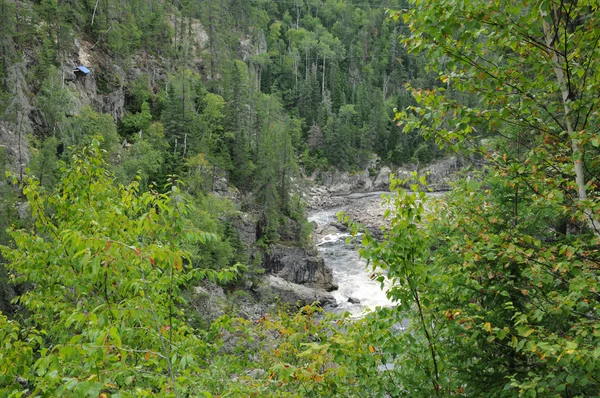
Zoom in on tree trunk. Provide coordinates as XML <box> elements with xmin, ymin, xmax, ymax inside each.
<box><xmin>542</xmin><ymin>10</ymin><xmax>600</xmax><ymax>236</ymax></box>
<box><xmin>321</xmin><ymin>57</ymin><xmax>325</xmax><ymax>102</ymax></box>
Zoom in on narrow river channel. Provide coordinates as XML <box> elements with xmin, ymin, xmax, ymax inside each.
<box><xmin>308</xmin><ymin>194</ymin><xmax>394</xmax><ymax>316</ymax></box>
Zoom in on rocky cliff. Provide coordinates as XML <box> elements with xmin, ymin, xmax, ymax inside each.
<box><xmin>263</xmin><ymin>244</ymin><xmax>337</xmax><ymax>292</ymax></box>
<box><xmin>306</xmin><ymin>156</ymin><xmax>469</xmax><ymax>210</ymax></box>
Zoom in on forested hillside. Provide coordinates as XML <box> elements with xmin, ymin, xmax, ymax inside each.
<box><xmin>2</xmin><ymin>0</ymin><xmax>600</xmax><ymax>396</ymax></box>
<box><xmin>0</xmin><ymin>0</ymin><xmax>439</xmax><ymax>243</ymax></box>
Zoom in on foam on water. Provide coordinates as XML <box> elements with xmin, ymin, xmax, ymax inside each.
<box><xmin>309</xmin><ymin>208</ymin><xmax>393</xmax><ymax>317</ymax></box>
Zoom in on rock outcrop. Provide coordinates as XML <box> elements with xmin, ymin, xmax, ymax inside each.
<box><xmin>306</xmin><ymin>156</ymin><xmax>470</xmax><ymax>211</ymax></box>
<box><xmin>225</xmin><ymin>211</ymin><xmax>339</xmax><ymax>312</ymax></box>
<box><xmin>263</xmin><ymin>244</ymin><xmax>338</xmax><ymax>292</ymax></box>
<box><xmin>188</xmin><ymin>282</ymin><xmax>230</xmax><ymax>325</ymax></box>
<box><xmin>265</xmin><ymin>275</ymin><xmax>336</xmax><ymax>308</ymax></box>
<box><xmin>1</xmin><ymin>64</ymin><xmax>33</xmax><ymax>177</ymax></box>
<box><xmin>373</xmin><ymin>166</ymin><xmax>392</xmax><ymax>190</ymax></box>
<box><xmin>305</xmin><ymin>185</ymin><xmax>349</xmax><ymax>209</ymax></box>
<box><xmin>317</xmin><ymin>170</ymin><xmax>373</xmax><ymax>195</ymax></box>
<box><xmin>0</xmin><ymin>123</ymin><xmax>29</xmax><ymax>178</ymax></box>
<box><xmin>420</xmin><ymin>156</ymin><xmax>464</xmax><ymax>191</ymax></box>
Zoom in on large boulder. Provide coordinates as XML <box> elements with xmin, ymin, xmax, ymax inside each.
<box><xmin>264</xmin><ymin>244</ymin><xmax>338</xmax><ymax>292</ymax></box>
<box><xmin>188</xmin><ymin>281</ymin><xmax>272</xmax><ymax>323</ymax></box>
<box><xmin>393</xmin><ymin>167</ymin><xmax>415</xmax><ymax>187</ymax></box>
<box><xmin>373</xmin><ymin>166</ymin><xmax>392</xmax><ymax>190</ymax></box>
<box><xmin>421</xmin><ymin>156</ymin><xmax>463</xmax><ymax>191</ymax></box>
<box><xmin>265</xmin><ymin>275</ymin><xmax>336</xmax><ymax>308</ymax></box>
<box><xmin>188</xmin><ymin>282</ymin><xmax>229</xmax><ymax>326</ymax></box>
<box><xmin>306</xmin><ymin>185</ymin><xmax>350</xmax><ymax>210</ymax></box>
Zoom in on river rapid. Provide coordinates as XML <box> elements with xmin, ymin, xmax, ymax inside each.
<box><xmin>308</xmin><ymin>192</ymin><xmax>394</xmax><ymax>316</ymax></box>
<box><xmin>308</xmin><ymin>191</ymin><xmax>445</xmax><ymax>316</ymax></box>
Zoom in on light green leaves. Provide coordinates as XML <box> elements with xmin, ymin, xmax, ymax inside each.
<box><xmin>0</xmin><ymin>142</ymin><xmax>243</xmax><ymax>396</ymax></box>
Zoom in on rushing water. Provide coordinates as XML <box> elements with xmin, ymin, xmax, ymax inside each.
<box><xmin>308</xmin><ymin>200</ymin><xmax>394</xmax><ymax>316</ymax></box>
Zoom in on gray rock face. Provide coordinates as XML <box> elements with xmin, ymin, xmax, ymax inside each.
<box><xmin>230</xmin><ymin>212</ymin><xmax>258</xmax><ymax>249</ymax></box>
<box><xmin>264</xmin><ymin>244</ymin><xmax>338</xmax><ymax>292</ymax></box>
<box><xmin>227</xmin><ymin>212</ymin><xmax>259</xmax><ymax>264</ymax></box>
<box><xmin>1</xmin><ymin>64</ymin><xmax>33</xmax><ymax>176</ymax></box>
<box><xmin>373</xmin><ymin>166</ymin><xmax>392</xmax><ymax>190</ymax></box>
<box><xmin>0</xmin><ymin>124</ymin><xmax>30</xmax><ymax>177</ymax></box>
<box><xmin>306</xmin><ymin>158</ymin><xmax>469</xmax><ymax>211</ymax></box>
<box><xmin>239</xmin><ymin>29</ymin><xmax>268</xmax><ymax>62</ymax></box>
<box><xmin>96</xmin><ymin>88</ymin><xmax>126</xmax><ymax>121</ymax></box>
<box><xmin>265</xmin><ymin>275</ymin><xmax>336</xmax><ymax>308</ymax></box>
<box><xmin>317</xmin><ymin>224</ymin><xmax>340</xmax><ymax>236</ymax></box>
<box><xmin>306</xmin><ymin>185</ymin><xmax>349</xmax><ymax>210</ymax></box>
<box><xmin>189</xmin><ymin>282</ymin><xmax>229</xmax><ymax>324</ymax></box>
<box><xmin>421</xmin><ymin>156</ymin><xmax>463</xmax><ymax>191</ymax></box>
<box><xmin>319</xmin><ymin>170</ymin><xmax>373</xmax><ymax>195</ymax></box>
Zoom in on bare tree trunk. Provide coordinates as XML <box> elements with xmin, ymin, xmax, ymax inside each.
<box><xmin>183</xmin><ymin>133</ymin><xmax>187</xmax><ymax>158</ymax></box>
<box><xmin>91</xmin><ymin>0</ymin><xmax>100</xmax><ymax>25</ymax></box>
<box><xmin>542</xmin><ymin>9</ymin><xmax>600</xmax><ymax>236</ymax></box>
<box><xmin>208</xmin><ymin>5</ymin><xmax>215</xmax><ymax>80</ymax></box>
<box><xmin>305</xmin><ymin>51</ymin><xmax>308</xmax><ymax>81</ymax></box>
<box><xmin>56</xmin><ymin>0</ymin><xmax>61</xmax><ymax>64</ymax></box>
<box><xmin>383</xmin><ymin>73</ymin><xmax>390</xmax><ymax>101</ymax></box>
<box><xmin>294</xmin><ymin>58</ymin><xmax>298</xmax><ymax>93</ymax></box>
<box><xmin>321</xmin><ymin>57</ymin><xmax>325</xmax><ymax>102</ymax></box>
<box><xmin>1</xmin><ymin>0</ymin><xmax>7</xmax><ymax>92</ymax></box>
<box><xmin>17</xmin><ymin>105</ymin><xmax>24</xmax><ymax>181</ymax></box>
<box><xmin>295</xmin><ymin>0</ymin><xmax>300</xmax><ymax>30</ymax></box>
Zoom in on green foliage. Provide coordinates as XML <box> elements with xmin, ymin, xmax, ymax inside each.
<box><xmin>364</xmin><ymin>0</ymin><xmax>600</xmax><ymax>395</ymax></box>
<box><xmin>0</xmin><ymin>143</ymin><xmax>243</xmax><ymax>396</ymax></box>
<box><xmin>0</xmin><ymin>147</ymin><xmax>20</xmax><ymax>315</ymax></box>
<box><xmin>301</xmin><ymin>148</ymin><xmax>329</xmax><ymax>175</ymax></box>
<box><xmin>347</xmin><ymin>176</ymin><xmax>446</xmax><ymax>394</ymax></box>
<box><xmin>253</xmin><ymin>94</ymin><xmax>301</xmax><ymax>243</ymax></box>
<box><xmin>28</xmin><ymin>136</ymin><xmax>61</xmax><ymax>190</ymax></box>
<box><xmin>120</xmin><ymin>101</ymin><xmax>152</xmax><ymax>137</ymax></box>
<box><xmin>187</xmin><ymin>304</ymin><xmax>439</xmax><ymax>397</ymax></box>
<box><xmin>160</xmin><ymin>70</ymin><xmax>205</xmax><ymax>156</ymax></box>
<box><xmin>36</xmin><ymin>66</ymin><xmax>74</xmax><ymax>137</ymax></box>
<box><xmin>185</xmin><ymin>192</ymin><xmax>238</xmax><ymax>271</ymax></box>
<box><xmin>62</xmin><ymin>106</ymin><xmax>120</xmax><ymax>159</ymax></box>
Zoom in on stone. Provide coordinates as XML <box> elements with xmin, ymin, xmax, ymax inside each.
<box><xmin>421</xmin><ymin>156</ymin><xmax>462</xmax><ymax>191</ymax></box>
<box><xmin>329</xmin><ymin>221</ymin><xmax>348</xmax><ymax>232</ymax></box>
<box><xmin>189</xmin><ymin>282</ymin><xmax>229</xmax><ymax>324</ymax></box>
<box><xmin>319</xmin><ymin>225</ymin><xmax>340</xmax><ymax>236</ymax></box>
<box><xmin>373</xmin><ymin>166</ymin><xmax>392</xmax><ymax>190</ymax></box>
<box><xmin>318</xmin><ymin>170</ymin><xmax>374</xmax><ymax>195</ymax></box>
<box><xmin>0</xmin><ymin>124</ymin><xmax>30</xmax><ymax>177</ymax></box>
<box><xmin>265</xmin><ymin>275</ymin><xmax>336</xmax><ymax>308</ymax></box>
<box><xmin>230</xmin><ymin>212</ymin><xmax>258</xmax><ymax>249</ymax></box>
<box><xmin>348</xmin><ymin>297</ymin><xmax>361</xmax><ymax>304</ymax></box>
<box><xmin>263</xmin><ymin>244</ymin><xmax>338</xmax><ymax>292</ymax></box>
<box><xmin>246</xmin><ymin>369</ymin><xmax>266</xmax><ymax>379</ymax></box>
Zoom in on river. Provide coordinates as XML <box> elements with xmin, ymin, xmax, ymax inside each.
<box><xmin>308</xmin><ymin>192</ymin><xmax>394</xmax><ymax>316</ymax></box>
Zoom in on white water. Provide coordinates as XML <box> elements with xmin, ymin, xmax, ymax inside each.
<box><xmin>308</xmin><ymin>204</ymin><xmax>394</xmax><ymax>316</ymax></box>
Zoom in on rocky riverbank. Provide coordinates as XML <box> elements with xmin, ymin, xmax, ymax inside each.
<box><xmin>191</xmin><ymin>157</ymin><xmax>466</xmax><ymax>322</ymax></box>
<box><xmin>306</xmin><ymin>156</ymin><xmax>465</xmax><ymax>211</ymax></box>
<box><xmin>306</xmin><ymin>157</ymin><xmax>466</xmax><ymax>236</ymax></box>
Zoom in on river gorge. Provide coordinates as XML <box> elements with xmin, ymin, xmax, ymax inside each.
<box><xmin>308</xmin><ymin>192</ymin><xmax>394</xmax><ymax>316</ymax></box>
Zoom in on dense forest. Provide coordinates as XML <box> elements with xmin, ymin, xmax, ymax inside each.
<box><xmin>1</xmin><ymin>0</ymin><xmax>600</xmax><ymax>396</ymax></box>
<box><xmin>0</xmin><ymin>0</ymin><xmax>440</xmax><ymax>244</ymax></box>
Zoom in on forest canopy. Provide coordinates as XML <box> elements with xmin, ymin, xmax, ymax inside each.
<box><xmin>1</xmin><ymin>0</ymin><xmax>600</xmax><ymax>396</ymax></box>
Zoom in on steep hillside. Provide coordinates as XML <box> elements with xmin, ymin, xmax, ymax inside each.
<box><xmin>0</xmin><ymin>0</ymin><xmax>447</xmax><ymax>321</ymax></box>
